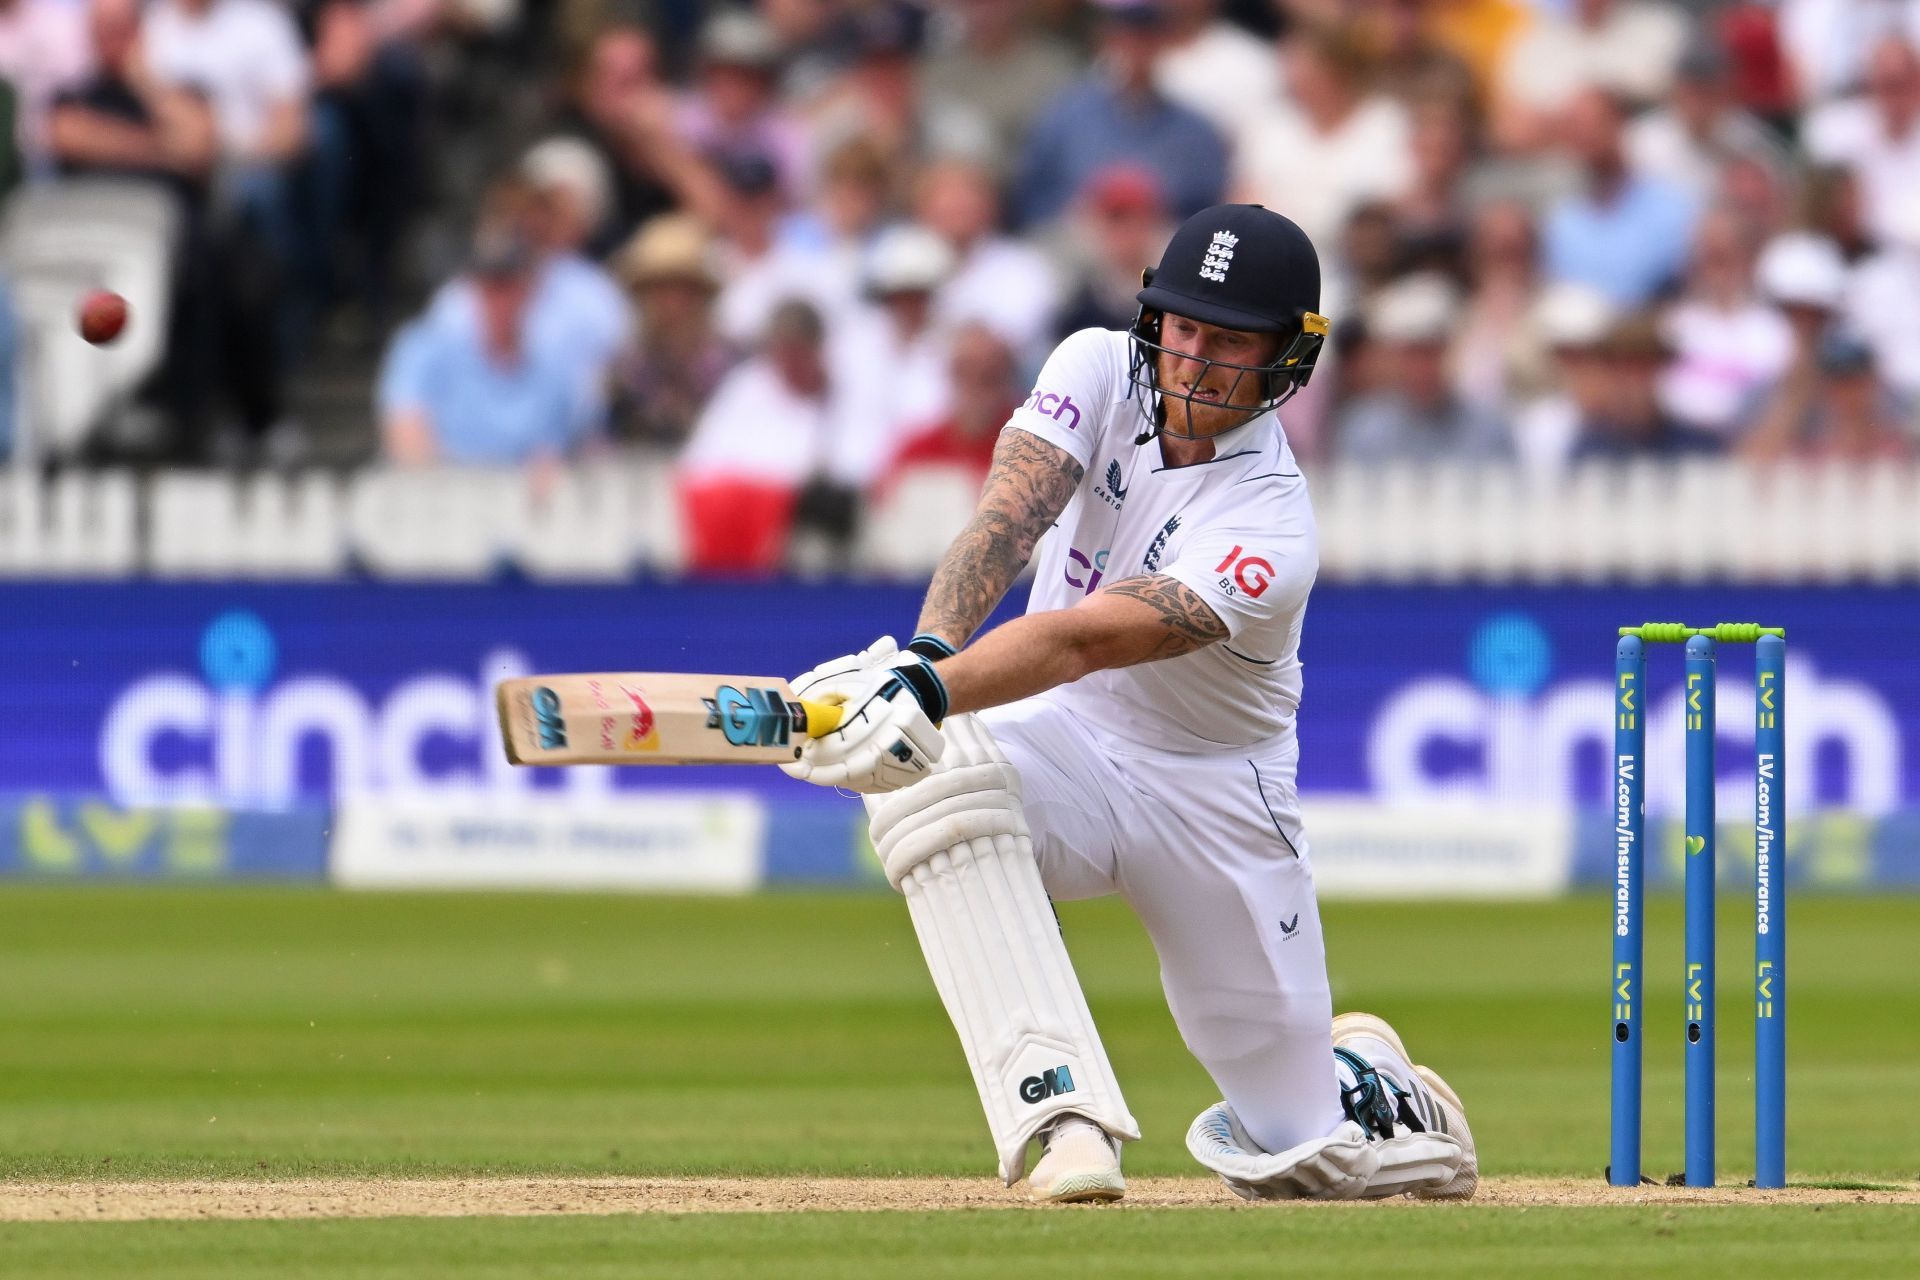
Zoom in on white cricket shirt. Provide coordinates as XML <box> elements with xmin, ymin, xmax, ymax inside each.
<box><xmin>1005</xmin><ymin>328</ymin><xmax>1318</xmax><ymax>753</ymax></box>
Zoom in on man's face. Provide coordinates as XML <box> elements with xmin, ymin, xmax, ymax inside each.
<box><xmin>1152</xmin><ymin>312</ymin><xmax>1282</xmax><ymax>437</ymax></box>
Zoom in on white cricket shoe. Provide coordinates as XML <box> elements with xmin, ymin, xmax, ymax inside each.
<box><xmin>1331</xmin><ymin>1011</ymin><xmax>1478</xmax><ymax>1199</ymax></box>
<box><xmin>1027</xmin><ymin>1115</ymin><xmax>1126</xmax><ymax>1203</ymax></box>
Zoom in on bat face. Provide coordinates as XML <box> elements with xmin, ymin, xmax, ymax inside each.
<box><xmin>496</xmin><ymin>674</ymin><xmax>841</xmax><ymax>766</ymax></box>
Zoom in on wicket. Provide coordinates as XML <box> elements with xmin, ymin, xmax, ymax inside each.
<box><xmin>1610</xmin><ymin>623</ymin><xmax>1786</xmax><ymax>1189</ymax></box>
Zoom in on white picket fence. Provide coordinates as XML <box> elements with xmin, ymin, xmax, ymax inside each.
<box><xmin>1</xmin><ymin>458</ymin><xmax>1916</xmax><ymax>581</ymax></box>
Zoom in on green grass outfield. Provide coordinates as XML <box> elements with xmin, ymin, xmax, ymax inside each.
<box><xmin>1</xmin><ymin>887</ymin><xmax>1915</xmax><ymax>1276</ymax></box>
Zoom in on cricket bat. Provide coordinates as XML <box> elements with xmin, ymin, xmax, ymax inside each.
<box><xmin>496</xmin><ymin>674</ymin><xmax>844</xmax><ymax>766</ymax></box>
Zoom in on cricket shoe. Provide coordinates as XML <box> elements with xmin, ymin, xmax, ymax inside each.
<box><xmin>1331</xmin><ymin>1011</ymin><xmax>1478</xmax><ymax>1199</ymax></box>
<box><xmin>1027</xmin><ymin>1115</ymin><xmax>1126</xmax><ymax>1203</ymax></box>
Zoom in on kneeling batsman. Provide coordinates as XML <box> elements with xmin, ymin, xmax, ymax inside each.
<box><xmin>779</xmin><ymin>637</ymin><xmax>1471</xmax><ymax>1204</ymax></box>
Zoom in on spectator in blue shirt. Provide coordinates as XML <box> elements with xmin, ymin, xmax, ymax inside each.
<box><xmin>1012</xmin><ymin>0</ymin><xmax>1228</xmax><ymax>229</ymax></box>
<box><xmin>1542</xmin><ymin>87</ymin><xmax>1699</xmax><ymax>308</ymax></box>
<box><xmin>378</xmin><ymin>228</ymin><xmax>598</xmax><ymax>467</ymax></box>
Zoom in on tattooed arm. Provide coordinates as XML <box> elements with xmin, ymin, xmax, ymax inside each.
<box><xmin>935</xmin><ymin>573</ymin><xmax>1229</xmax><ymax>716</ymax></box>
<box><xmin>915</xmin><ymin>429</ymin><xmax>1085</xmax><ymax>649</ymax></box>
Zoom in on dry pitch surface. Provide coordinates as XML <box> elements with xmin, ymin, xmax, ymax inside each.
<box><xmin>5</xmin><ymin>1177</ymin><xmax>1917</xmax><ymax>1222</ymax></box>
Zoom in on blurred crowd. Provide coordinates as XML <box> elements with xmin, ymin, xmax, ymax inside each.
<box><xmin>4</xmin><ymin>0</ymin><xmax>1920</xmax><ymax>570</ymax></box>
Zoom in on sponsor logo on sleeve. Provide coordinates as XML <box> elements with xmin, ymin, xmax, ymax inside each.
<box><xmin>1020</xmin><ymin>388</ymin><xmax>1082</xmax><ymax>430</ymax></box>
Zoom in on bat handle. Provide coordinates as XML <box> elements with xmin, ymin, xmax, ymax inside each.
<box><xmin>799</xmin><ymin>699</ymin><xmax>843</xmax><ymax>738</ymax></box>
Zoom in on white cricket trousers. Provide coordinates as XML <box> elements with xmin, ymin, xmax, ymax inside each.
<box><xmin>979</xmin><ymin>694</ymin><xmax>1345</xmax><ymax>1155</ymax></box>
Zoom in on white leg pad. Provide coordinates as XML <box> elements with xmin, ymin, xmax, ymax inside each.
<box><xmin>870</xmin><ymin>715</ymin><xmax>1139</xmax><ymax>1184</ymax></box>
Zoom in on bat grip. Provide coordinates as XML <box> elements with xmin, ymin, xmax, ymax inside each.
<box><xmin>800</xmin><ymin>699</ymin><xmax>843</xmax><ymax>737</ymax></box>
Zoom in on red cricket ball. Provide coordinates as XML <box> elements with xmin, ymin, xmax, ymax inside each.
<box><xmin>77</xmin><ymin>289</ymin><xmax>129</xmax><ymax>345</ymax></box>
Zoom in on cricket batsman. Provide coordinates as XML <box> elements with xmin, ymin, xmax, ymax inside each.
<box><xmin>780</xmin><ymin>204</ymin><xmax>1478</xmax><ymax>1204</ymax></box>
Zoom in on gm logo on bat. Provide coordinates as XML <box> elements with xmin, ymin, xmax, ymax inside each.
<box><xmin>532</xmin><ymin>685</ymin><xmax>567</xmax><ymax>748</ymax></box>
<box><xmin>704</xmin><ymin>685</ymin><xmax>798</xmax><ymax>748</ymax></box>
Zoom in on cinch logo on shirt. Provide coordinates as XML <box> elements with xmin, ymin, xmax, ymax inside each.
<box><xmin>1094</xmin><ymin>458</ymin><xmax>1127</xmax><ymax>509</ymax></box>
<box><xmin>1021</xmin><ymin>388</ymin><xmax>1082</xmax><ymax>430</ymax></box>
<box><xmin>1065</xmin><ymin>546</ymin><xmax>1108</xmax><ymax>594</ymax></box>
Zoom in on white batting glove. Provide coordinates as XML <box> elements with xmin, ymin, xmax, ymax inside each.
<box><xmin>781</xmin><ymin>635</ymin><xmax>954</xmax><ymax>794</ymax></box>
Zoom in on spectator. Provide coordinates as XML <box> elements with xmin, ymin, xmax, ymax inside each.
<box><xmin>1013</xmin><ymin>0</ymin><xmax>1227</xmax><ymax>228</ymax></box>
<box><xmin>1777</xmin><ymin>0</ymin><xmax>1909</xmax><ymax>108</ymax></box>
<box><xmin>520</xmin><ymin>137</ymin><xmax>632</xmax><ymax>378</ymax></box>
<box><xmin>1659</xmin><ymin>205</ymin><xmax>1793</xmax><ymax>436</ymax></box>
<box><xmin>677</xmin><ymin>298</ymin><xmax>833</xmax><ymax>574</ymax></box>
<box><xmin>1358</xmin><ymin>0</ymin><xmax>1478</xmax><ymax>111</ymax></box>
<box><xmin>1334</xmin><ymin>273</ymin><xmax>1511</xmax><ymax>464</ymax></box>
<box><xmin>1541</xmin><ymin>87</ymin><xmax>1697</xmax><ymax>308</ymax></box>
<box><xmin>920</xmin><ymin>0</ymin><xmax>1078</xmax><ymax>168</ymax></box>
<box><xmin>1152</xmin><ymin>0</ymin><xmax>1281</xmax><ymax>135</ymax></box>
<box><xmin>1234</xmin><ymin>26</ymin><xmax>1413</xmax><ymax>251</ymax></box>
<box><xmin>145</xmin><ymin>0</ymin><xmax>311</xmax><ymax>453</ymax></box>
<box><xmin>749</xmin><ymin>133</ymin><xmax>900</xmax><ymax>340</ymax></box>
<box><xmin>1567</xmin><ymin>314</ymin><xmax>1723</xmax><ymax>463</ymax></box>
<box><xmin>916</xmin><ymin>156</ymin><xmax>1059</xmax><ymax>351</ymax></box>
<box><xmin>1453</xmin><ymin>199</ymin><xmax>1542</xmax><ymax>411</ymax></box>
<box><xmin>1846</xmin><ymin>207</ymin><xmax>1920</xmax><ymax>401</ymax></box>
<box><xmin>710</xmin><ymin>151</ymin><xmax>806</xmax><ymax>347</ymax></box>
<box><xmin>47</xmin><ymin>0</ymin><xmax>219</xmax><ymax>456</ymax></box>
<box><xmin>302</xmin><ymin>0</ymin><xmax>429</xmax><ymax>338</ymax></box>
<box><xmin>1495</xmin><ymin>0</ymin><xmax>1689</xmax><ymax>151</ymax></box>
<box><xmin>877</xmin><ymin>322</ymin><xmax>1019</xmax><ymax>497</ymax></box>
<box><xmin>1742</xmin><ymin>327</ymin><xmax>1915</xmax><ymax>464</ymax></box>
<box><xmin>1510</xmin><ymin>281</ymin><xmax>1617</xmax><ymax>480</ymax></box>
<box><xmin>550</xmin><ymin>25</ymin><xmax>679</xmax><ymax>255</ymax></box>
<box><xmin>806</xmin><ymin>1</ymin><xmax>991</xmax><ymax>180</ymax></box>
<box><xmin>0</xmin><ymin>0</ymin><xmax>91</xmax><ymax>171</ymax></box>
<box><xmin>829</xmin><ymin>223</ymin><xmax>958</xmax><ymax>492</ymax></box>
<box><xmin>676</xmin><ymin>9</ymin><xmax>808</xmax><ymax>199</ymax></box>
<box><xmin>1803</xmin><ymin>36</ymin><xmax>1920</xmax><ymax>251</ymax></box>
<box><xmin>609</xmin><ymin>213</ymin><xmax>736</xmax><ymax>451</ymax></box>
<box><xmin>1393</xmin><ymin>92</ymin><xmax>1480</xmax><ymax>251</ymax></box>
<box><xmin>1754</xmin><ymin>230</ymin><xmax>1849</xmax><ymax>387</ymax></box>
<box><xmin>378</xmin><ymin>226</ymin><xmax>599</xmax><ymax>466</ymax></box>
<box><xmin>1050</xmin><ymin>165</ymin><xmax>1173</xmax><ymax>339</ymax></box>
<box><xmin>1625</xmin><ymin>39</ymin><xmax>1793</xmax><ymax>205</ymax></box>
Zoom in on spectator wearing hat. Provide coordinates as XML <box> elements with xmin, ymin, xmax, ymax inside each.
<box><xmin>1658</xmin><ymin>204</ymin><xmax>1793</xmax><ymax>436</ymax></box>
<box><xmin>1050</xmin><ymin>164</ymin><xmax>1173</xmax><ymax>340</ymax></box>
<box><xmin>1566</xmin><ymin>313</ymin><xmax>1723</xmax><ymax>463</ymax></box>
<box><xmin>1741</xmin><ymin>328</ymin><xmax>1915</xmax><ymax>464</ymax></box>
<box><xmin>1753</xmin><ymin>230</ymin><xmax>1849</xmax><ymax>385</ymax></box>
<box><xmin>1233</xmin><ymin>26</ymin><xmax>1414</xmax><ymax>253</ymax></box>
<box><xmin>610</xmin><ymin>213</ymin><xmax>738</xmax><ymax>451</ymax></box>
<box><xmin>920</xmin><ymin>0</ymin><xmax>1078</xmax><ymax>168</ymax></box>
<box><xmin>1508</xmin><ymin>282</ymin><xmax>1619</xmax><ymax>480</ymax></box>
<box><xmin>519</xmin><ymin>137</ymin><xmax>632</xmax><ymax>378</ymax></box>
<box><xmin>1333</xmin><ymin>273</ymin><xmax>1512</xmax><ymax>465</ymax></box>
<box><xmin>827</xmin><ymin>223</ymin><xmax>958</xmax><ymax>492</ymax></box>
<box><xmin>1494</xmin><ymin>0</ymin><xmax>1689</xmax><ymax>152</ymax></box>
<box><xmin>915</xmin><ymin>156</ymin><xmax>1059</xmax><ymax>352</ymax></box>
<box><xmin>1541</xmin><ymin>86</ymin><xmax>1698</xmax><ymax>308</ymax></box>
<box><xmin>677</xmin><ymin>298</ymin><xmax>835</xmax><ymax>574</ymax></box>
<box><xmin>676</xmin><ymin>9</ymin><xmax>809</xmax><ymax>199</ymax></box>
<box><xmin>378</xmin><ymin>224</ymin><xmax>601</xmax><ymax>467</ymax></box>
<box><xmin>1803</xmin><ymin>35</ymin><xmax>1920</xmax><ymax>253</ymax></box>
<box><xmin>1013</xmin><ymin>0</ymin><xmax>1227</xmax><ymax>228</ymax></box>
<box><xmin>1625</xmin><ymin>36</ymin><xmax>1791</xmax><ymax>205</ymax></box>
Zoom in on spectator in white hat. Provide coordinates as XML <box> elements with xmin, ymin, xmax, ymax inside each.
<box><xmin>1333</xmin><ymin>273</ymin><xmax>1513</xmax><ymax>464</ymax></box>
<box><xmin>827</xmin><ymin>223</ymin><xmax>958</xmax><ymax>490</ymax></box>
<box><xmin>520</xmin><ymin>135</ymin><xmax>632</xmax><ymax>375</ymax></box>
